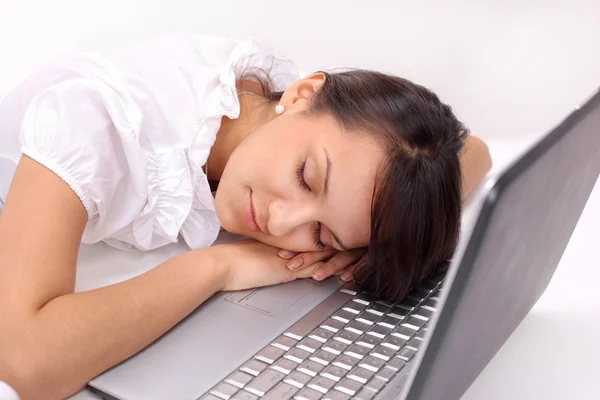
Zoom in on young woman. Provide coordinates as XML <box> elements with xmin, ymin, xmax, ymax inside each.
<box><xmin>0</xmin><ymin>34</ymin><xmax>491</xmax><ymax>399</ymax></box>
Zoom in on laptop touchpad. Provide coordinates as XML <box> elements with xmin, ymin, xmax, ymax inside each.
<box><xmin>225</xmin><ymin>279</ymin><xmax>321</xmax><ymax>316</ymax></box>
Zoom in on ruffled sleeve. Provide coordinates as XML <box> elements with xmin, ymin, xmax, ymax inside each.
<box><xmin>19</xmin><ymin>76</ymin><xmax>149</xmax><ymax>245</ymax></box>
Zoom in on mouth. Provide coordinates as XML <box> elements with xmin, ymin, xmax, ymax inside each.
<box><xmin>243</xmin><ymin>187</ymin><xmax>262</xmax><ymax>233</ymax></box>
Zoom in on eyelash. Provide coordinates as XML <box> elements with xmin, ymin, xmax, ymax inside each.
<box><xmin>296</xmin><ymin>160</ymin><xmax>326</xmax><ymax>249</ymax></box>
<box><xmin>296</xmin><ymin>160</ymin><xmax>311</xmax><ymax>192</ymax></box>
<box><xmin>313</xmin><ymin>222</ymin><xmax>326</xmax><ymax>250</ymax></box>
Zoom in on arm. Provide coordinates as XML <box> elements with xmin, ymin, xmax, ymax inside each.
<box><xmin>0</xmin><ymin>156</ymin><xmax>229</xmax><ymax>399</ymax></box>
<box><xmin>0</xmin><ymin>157</ymin><xmax>313</xmax><ymax>400</ymax></box>
<box><xmin>460</xmin><ymin>135</ymin><xmax>493</xmax><ymax>201</ymax></box>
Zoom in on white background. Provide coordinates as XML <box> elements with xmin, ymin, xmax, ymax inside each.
<box><xmin>1</xmin><ymin>0</ymin><xmax>600</xmax><ymax>141</ymax></box>
<box><xmin>2</xmin><ymin>2</ymin><xmax>600</xmax><ymax>399</ymax></box>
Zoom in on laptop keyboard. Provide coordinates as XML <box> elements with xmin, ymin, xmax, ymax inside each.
<box><xmin>200</xmin><ymin>276</ymin><xmax>443</xmax><ymax>400</ymax></box>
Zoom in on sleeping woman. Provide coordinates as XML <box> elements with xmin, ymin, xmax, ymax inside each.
<box><xmin>0</xmin><ymin>33</ymin><xmax>491</xmax><ymax>399</ymax></box>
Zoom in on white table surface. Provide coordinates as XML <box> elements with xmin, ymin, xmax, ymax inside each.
<box><xmin>68</xmin><ymin>136</ymin><xmax>600</xmax><ymax>400</ymax></box>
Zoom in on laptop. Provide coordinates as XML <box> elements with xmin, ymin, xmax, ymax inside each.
<box><xmin>88</xmin><ymin>87</ymin><xmax>600</xmax><ymax>400</ymax></box>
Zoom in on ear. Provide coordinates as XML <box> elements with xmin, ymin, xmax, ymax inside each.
<box><xmin>279</xmin><ymin>73</ymin><xmax>326</xmax><ymax>112</ymax></box>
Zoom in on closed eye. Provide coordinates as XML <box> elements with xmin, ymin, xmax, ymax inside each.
<box><xmin>296</xmin><ymin>159</ymin><xmax>311</xmax><ymax>191</ymax></box>
<box><xmin>313</xmin><ymin>222</ymin><xmax>326</xmax><ymax>250</ymax></box>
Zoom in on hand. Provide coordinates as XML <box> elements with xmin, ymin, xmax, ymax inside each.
<box><xmin>277</xmin><ymin>248</ymin><xmax>367</xmax><ymax>282</ymax></box>
<box><xmin>210</xmin><ymin>239</ymin><xmax>325</xmax><ymax>292</ymax></box>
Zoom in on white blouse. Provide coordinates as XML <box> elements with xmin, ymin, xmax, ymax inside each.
<box><xmin>0</xmin><ymin>34</ymin><xmax>300</xmax><ymax>251</ymax></box>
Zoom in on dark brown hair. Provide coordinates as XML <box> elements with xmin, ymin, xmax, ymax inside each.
<box><xmin>263</xmin><ymin>70</ymin><xmax>467</xmax><ymax>301</ymax></box>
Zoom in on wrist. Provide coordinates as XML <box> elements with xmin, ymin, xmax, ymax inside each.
<box><xmin>192</xmin><ymin>246</ymin><xmax>230</xmax><ymax>293</ymax></box>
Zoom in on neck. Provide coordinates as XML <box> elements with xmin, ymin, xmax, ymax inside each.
<box><xmin>206</xmin><ymin>92</ymin><xmax>277</xmax><ymax>183</ymax></box>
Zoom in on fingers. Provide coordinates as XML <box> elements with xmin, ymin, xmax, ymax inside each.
<box><xmin>277</xmin><ymin>249</ymin><xmax>297</xmax><ymax>260</ymax></box>
<box><xmin>312</xmin><ymin>248</ymin><xmax>366</xmax><ymax>281</ymax></box>
<box><xmin>282</xmin><ymin>249</ymin><xmax>338</xmax><ymax>271</ymax></box>
<box><xmin>293</xmin><ymin>261</ymin><xmax>325</xmax><ymax>280</ymax></box>
<box><xmin>340</xmin><ymin>263</ymin><xmax>359</xmax><ymax>282</ymax></box>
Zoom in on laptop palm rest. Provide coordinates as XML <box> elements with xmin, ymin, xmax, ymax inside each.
<box><xmin>89</xmin><ymin>277</ymin><xmax>343</xmax><ymax>400</ymax></box>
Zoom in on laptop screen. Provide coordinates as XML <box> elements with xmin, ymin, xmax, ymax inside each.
<box><xmin>405</xmin><ymin>89</ymin><xmax>600</xmax><ymax>400</ymax></box>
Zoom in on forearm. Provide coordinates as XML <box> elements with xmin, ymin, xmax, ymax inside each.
<box><xmin>2</xmin><ymin>248</ymin><xmax>226</xmax><ymax>400</ymax></box>
<box><xmin>460</xmin><ymin>136</ymin><xmax>493</xmax><ymax>201</ymax></box>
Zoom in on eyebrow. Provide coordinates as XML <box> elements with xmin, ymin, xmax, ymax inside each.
<box><xmin>321</xmin><ymin>146</ymin><xmax>350</xmax><ymax>251</ymax></box>
<box><xmin>322</xmin><ymin>146</ymin><xmax>332</xmax><ymax>196</ymax></box>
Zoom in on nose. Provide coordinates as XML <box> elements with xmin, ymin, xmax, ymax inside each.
<box><xmin>267</xmin><ymin>198</ymin><xmax>316</xmax><ymax>236</ymax></box>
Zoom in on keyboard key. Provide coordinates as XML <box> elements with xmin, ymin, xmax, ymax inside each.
<box><xmin>332</xmin><ymin>309</ymin><xmax>356</xmax><ymax>324</ymax></box>
<box><xmin>322</xmin><ymin>339</ymin><xmax>348</xmax><ymax>355</ymax></box>
<box><xmin>334</xmin><ymin>378</ymin><xmax>363</xmax><ymax>396</ymax></box>
<box><xmin>284</xmin><ymin>291</ymin><xmax>352</xmax><ymax>340</ymax></box>
<box><xmin>365</xmin><ymin>376</ymin><xmax>386</xmax><ymax>392</ymax></box>
<box><xmin>307</xmin><ymin>376</ymin><xmax>336</xmax><ymax>394</ymax></box>
<box><xmin>358</xmin><ymin>355</ymin><xmax>386</xmax><ymax>372</ymax></box>
<box><xmin>377</xmin><ymin>315</ymin><xmax>401</xmax><ymax>329</ymax></box>
<box><xmin>320</xmin><ymin>365</ymin><xmax>347</xmax><ymax>382</ymax></box>
<box><xmin>354</xmin><ymin>388</ymin><xmax>376</xmax><ymax>400</ymax></box>
<box><xmin>407</xmin><ymin>337</ymin><xmax>424</xmax><ymax>350</ymax></box>
<box><xmin>271</xmin><ymin>358</ymin><xmax>300</xmax><ymax>375</ymax></box>
<box><xmin>320</xmin><ymin>318</ymin><xmax>346</xmax><ymax>333</ymax></box>
<box><xmin>322</xmin><ymin>390</ymin><xmax>351</xmax><ymax>400</ymax></box>
<box><xmin>401</xmin><ymin>317</ymin><xmax>427</xmax><ymax>330</ymax></box>
<box><xmin>397</xmin><ymin>347</ymin><xmax>417</xmax><ymax>362</ymax></box>
<box><xmin>347</xmin><ymin>366</ymin><xmax>374</xmax><ymax>384</ymax></box>
<box><xmin>273</xmin><ymin>336</ymin><xmax>299</xmax><ymax>351</ymax></box>
<box><xmin>391</xmin><ymin>325</ymin><xmax>417</xmax><ymax>340</ymax></box>
<box><xmin>375</xmin><ymin>367</ymin><xmax>396</xmax><ymax>382</ymax></box>
<box><xmin>294</xmin><ymin>387</ymin><xmax>323</xmax><ymax>400</ymax></box>
<box><xmin>332</xmin><ymin>354</ymin><xmax>360</xmax><ymax>370</ymax></box>
<box><xmin>381</xmin><ymin>335</ymin><xmax>407</xmax><ymax>351</ymax></box>
<box><xmin>355</xmin><ymin>312</ymin><xmax>379</xmax><ymax>325</ymax></box>
<box><xmin>231</xmin><ymin>391</ymin><xmax>259</xmax><ymax>400</ymax></box>
<box><xmin>387</xmin><ymin>306</ymin><xmax>410</xmax><ymax>320</ymax></box>
<box><xmin>422</xmin><ymin>298</ymin><xmax>438</xmax><ymax>310</ymax></box>
<box><xmin>297</xmin><ymin>360</ymin><xmax>325</xmax><ymax>377</ymax></box>
<box><xmin>386</xmin><ymin>357</ymin><xmax>406</xmax><ymax>372</ymax></box>
<box><xmin>366</xmin><ymin>324</ymin><xmax>392</xmax><ymax>339</ymax></box>
<box><xmin>285</xmin><ymin>371</ymin><xmax>313</xmax><ymax>389</ymax></box>
<box><xmin>339</xmin><ymin>282</ymin><xmax>360</xmax><ymax>295</ymax></box>
<box><xmin>256</xmin><ymin>346</ymin><xmax>286</xmax><ymax>364</ymax></box>
<box><xmin>416</xmin><ymin>327</ymin><xmax>429</xmax><ymax>340</ymax></box>
<box><xmin>333</xmin><ymin>330</ymin><xmax>360</xmax><ymax>345</ymax></box>
<box><xmin>226</xmin><ymin>371</ymin><xmax>254</xmax><ymax>388</ymax></box>
<box><xmin>263</xmin><ymin>382</ymin><xmax>299</xmax><ymax>400</ymax></box>
<box><xmin>399</xmin><ymin>297</ymin><xmax>420</xmax><ymax>310</ymax></box>
<box><xmin>371</xmin><ymin>345</ymin><xmax>396</xmax><ymax>361</ymax></box>
<box><xmin>345</xmin><ymin>320</ymin><xmax>370</xmax><ymax>335</ymax></box>
<box><xmin>241</xmin><ymin>360</ymin><xmax>269</xmax><ymax>376</ymax></box>
<box><xmin>310</xmin><ymin>349</ymin><xmax>337</xmax><ymax>365</ymax></box>
<box><xmin>413</xmin><ymin>307</ymin><xmax>433</xmax><ymax>320</ymax></box>
<box><xmin>201</xmin><ymin>395</ymin><xmax>223</xmax><ymax>400</ymax></box>
<box><xmin>365</xmin><ymin>302</ymin><xmax>391</xmax><ymax>316</ymax></box>
<box><xmin>356</xmin><ymin>334</ymin><xmax>382</xmax><ymax>349</ymax></box>
<box><xmin>342</xmin><ymin>300</ymin><xmax>366</xmax><ymax>314</ymax></box>
<box><xmin>245</xmin><ymin>369</ymin><xmax>285</xmax><ymax>396</ymax></box>
<box><xmin>211</xmin><ymin>382</ymin><xmax>239</xmax><ymax>399</ymax></box>
<box><xmin>297</xmin><ymin>338</ymin><xmax>323</xmax><ymax>353</ymax></box>
<box><xmin>353</xmin><ymin>293</ymin><xmax>375</xmax><ymax>306</ymax></box>
<box><xmin>344</xmin><ymin>344</ymin><xmax>370</xmax><ymax>359</ymax></box>
<box><xmin>285</xmin><ymin>348</ymin><xmax>312</xmax><ymax>364</ymax></box>
<box><xmin>310</xmin><ymin>328</ymin><xmax>336</xmax><ymax>343</ymax></box>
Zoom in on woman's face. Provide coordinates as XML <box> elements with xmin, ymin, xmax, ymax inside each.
<box><xmin>215</xmin><ymin>108</ymin><xmax>385</xmax><ymax>253</ymax></box>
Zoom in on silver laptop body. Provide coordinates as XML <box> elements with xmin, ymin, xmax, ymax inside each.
<box><xmin>89</xmin><ymin>87</ymin><xmax>600</xmax><ymax>400</ymax></box>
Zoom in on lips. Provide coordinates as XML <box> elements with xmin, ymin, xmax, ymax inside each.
<box><xmin>243</xmin><ymin>188</ymin><xmax>262</xmax><ymax>233</ymax></box>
